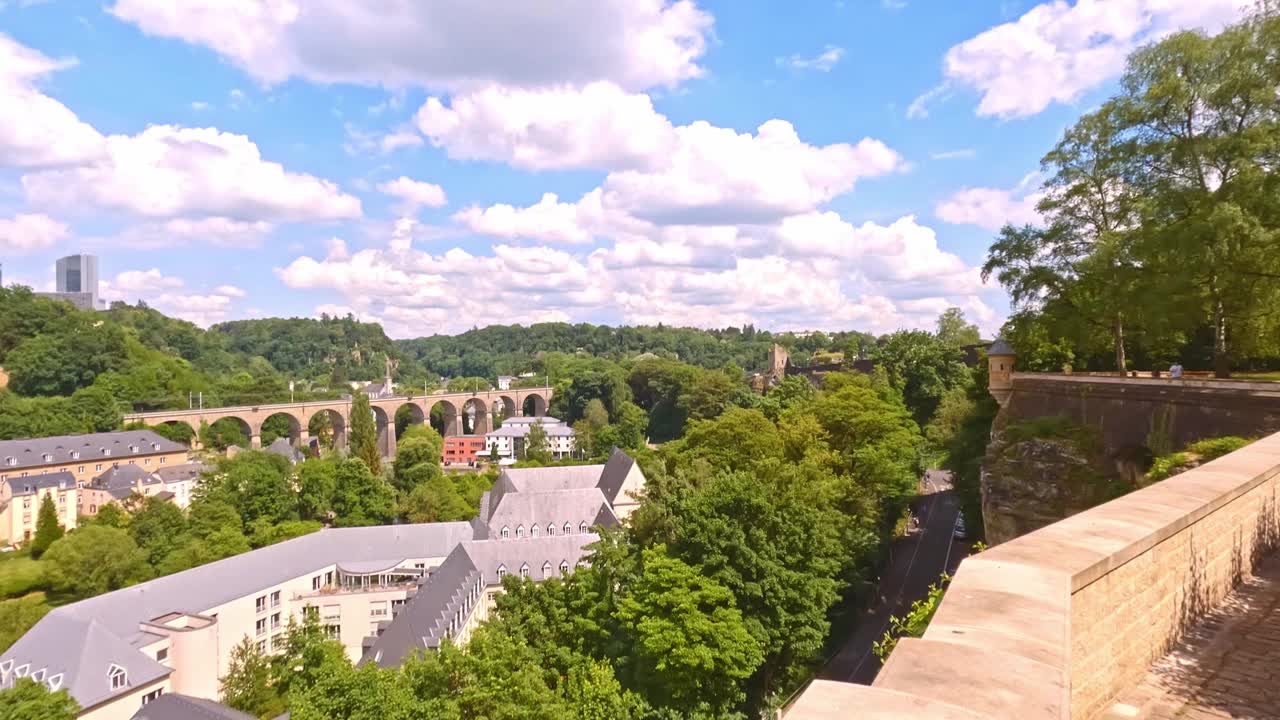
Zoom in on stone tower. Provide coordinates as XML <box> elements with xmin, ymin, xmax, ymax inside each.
<box><xmin>987</xmin><ymin>338</ymin><xmax>1016</xmax><ymax>406</ymax></box>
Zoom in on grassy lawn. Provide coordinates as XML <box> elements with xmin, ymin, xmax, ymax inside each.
<box><xmin>1237</xmin><ymin>372</ymin><xmax>1280</xmax><ymax>382</ymax></box>
<box><xmin>0</xmin><ymin>553</ymin><xmax>45</xmax><ymax>599</ymax></box>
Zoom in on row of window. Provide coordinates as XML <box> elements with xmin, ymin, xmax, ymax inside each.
<box><xmin>499</xmin><ymin>521</ymin><xmax>588</xmax><ymax>540</ymax></box>
<box><xmin>254</xmin><ymin>590</ymin><xmax>282</xmax><ymax>613</ymax></box>
<box><xmin>2</xmin><ymin>444</ymin><xmax>165</xmax><ymax>466</ymax></box>
<box><xmin>255</xmin><ymin>612</ymin><xmax>283</xmax><ymax>636</ymax></box>
<box><xmin>442</xmin><ymin>577</ymin><xmax>487</xmax><ymax>641</ymax></box>
<box><xmin>0</xmin><ymin>456</ymin><xmax>169</xmax><ymax>481</ymax></box>
<box><xmin>496</xmin><ymin>560</ymin><xmax>571</xmax><ymax>581</ymax></box>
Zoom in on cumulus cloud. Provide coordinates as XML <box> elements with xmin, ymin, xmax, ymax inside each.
<box><xmin>0</xmin><ymin>212</ymin><xmax>69</xmax><ymax>253</ymax></box>
<box><xmin>22</xmin><ymin>125</ymin><xmax>362</xmax><ymax>222</ymax></box>
<box><xmin>415</xmin><ymin>82</ymin><xmax>677</xmax><ymax>171</ymax></box>
<box><xmin>108</xmin><ymin>0</ymin><xmax>713</xmax><ymax>91</ymax></box>
<box><xmin>0</xmin><ymin>33</ymin><xmax>105</xmax><ymax>168</ymax></box>
<box><xmin>454</xmin><ymin>191</ymin><xmax>611</xmax><ymax>245</ymax></box>
<box><xmin>377</xmin><ymin>176</ymin><xmax>447</xmax><ymax>214</ymax></box>
<box><xmin>100</xmin><ymin>268</ymin><xmax>244</xmax><ymax>326</ymax></box>
<box><xmin>937</xmin><ymin>0</ymin><xmax>1252</xmax><ymax>118</ymax></box>
<box><xmin>935</xmin><ymin>174</ymin><xmax>1045</xmax><ymax>230</ymax></box>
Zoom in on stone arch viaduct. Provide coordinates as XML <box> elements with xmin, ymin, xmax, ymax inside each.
<box><xmin>121</xmin><ymin>387</ymin><xmax>553</xmax><ymax>458</ymax></box>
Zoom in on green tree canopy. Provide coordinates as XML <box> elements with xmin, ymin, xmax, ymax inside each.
<box><xmin>0</xmin><ymin>677</ymin><xmax>79</xmax><ymax>720</ymax></box>
<box><xmin>349</xmin><ymin>392</ymin><xmax>382</xmax><ymax>474</ymax></box>
<box><xmin>30</xmin><ymin>494</ymin><xmax>64</xmax><ymax>559</ymax></box>
<box><xmin>41</xmin><ymin>526</ymin><xmax>151</xmax><ymax>600</ymax></box>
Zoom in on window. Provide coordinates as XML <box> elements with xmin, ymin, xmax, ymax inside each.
<box><xmin>271</xmin><ymin>634</ymin><xmax>284</xmax><ymax>651</ymax></box>
<box><xmin>144</xmin><ymin>458</ymin><xmax>150</xmax><ymax>466</ymax></box>
<box><xmin>270</xmin><ymin>590</ymin><xmax>281</xmax><ymax>608</ymax></box>
<box><xmin>515</xmin><ymin>525</ymin><xmax>525</xmax><ymax>539</ymax></box>
<box><xmin>257</xmin><ymin>640</ymin><xmax>267</xmax><ymax>654</ymax></box>
<box><xmin>22</xmin><ymin>498</ymin><xmax>30</xmax><ymax>509</ymax></box>
<box><xmin>325</xmin><ymin>571</ymin><xmax>334</xmax><ymax>585</ymax></box>
<box><xmin>77</xmin><ymin>466</ymin><xmax>84</xmax><ymax>474</ymax></box>
<box><xmin>156</xmin><ymin>648</ymin><xmax>168</xmax><ymax>662</ymax></box>
<box><xmin>159</xmin><ymin>457</ymin><xmax>166</xmax><ymax>465</ymax></box>
<box><xmin>500</xmin><ymin>526</ymin><xmax>510</xmax><ymax>540</ymax></box>
<box><xmin>90</xmin><ymin>505</ymin><xmax>96</xmax><ymax>513</ymax></box>
<box><xmin>255</xmin><ymin>596</ymin><xmax>266</xmax><ymax>613</ymax></box>
<box><xmin>255</xmin><ymin>618</ymin><xmax>267</xmax><ymax>636</ymax></box>
<box><xmin>95</xmin><ymin>464</ymin><xmax>103</xmax><ymax>471</ymax></box>
<box><xmin>542</xmin><ymin>561</ymin><xmax>552</xmax><ymax>577</ymax></box>
<box><xmin>41</xmin><ymin>453</ymin><xmax>52</xmax><ymax>462</ymax></box>
<box><xmin>563</xmin><ymin>522</ymin><xmax>572</xmax><ymax>535</ymax></box>
<box><xmin>579</xmin><ymin>521</ymin><xmax>589</xmax><ymax>533</ymax></box>
<box><xmin>312</xmin><ymin>575</ymin><xmax>322</xmax><ymax>591</ymax></box>
<box><xmin>323</xmin><ymin>624</ymin><xmax>340</xmax><ymax>639</ymax></box>
<box><xmin>270</xmin><ymin>613</ymin><xmax>281</xmax><ymax>630</ymax></box>
<box><xmin>530</xmin><ymin>524</ymin><xmax>539</xmax><ymax>537</ymax></box>
<box><xmin>109</xmin><ymin>665</ymin><xmax>127</xmax><ymax>690</ymax></box>
<box><xmin>304</xmin><ymin>606</ymin><xmax>319</xmax><ymax>620</ymax></box>
<box><xmin>560</xmin><ymin>561</ymin><xmax>570</xmax><ymax>575</ymax></box>
<box><xmin>547</xmin><ymin>523</ymin><xmax>555</xmax><ymax>536</ymax></box>
<box><xmin>71</xmin><ymin>451</ymin><xmax>80</xmax><ymax>460</ymax></box>
<box><xmin>58</xmin><ymin>494</ymin><xmax>65</xmax><ymax>504</ymax></box>
<box><xmin>3</xmin><ymin>457</ymin><xmax>14</xmax><ymax>466</ymax></box>
<box><xmin>519</xmin><ymin>563</ymin><xmax>530</xmax><ymax>579</ymax></box>
<box><xmin>496</xmin><ymin>565</ymin><xmax>507</xmax><ymax>579</ymax></box>
<box><xmin>141</xmin><ymin>689</ymin><xmax>162</xmax><ymax>705</ymax></box>
<box><xmin>370</xmin><ymin>601</ymin><xmax>388</xmax><ymax>618</ymax></box>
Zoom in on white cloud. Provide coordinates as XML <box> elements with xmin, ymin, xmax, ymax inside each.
<box><xmin>939</xmin><ymin>0</ymin><xmax>1252</xmax><ymax>118</ymax></box>
<box><xmin>935</xmin><ymin>174</ymin><xmax>1045</xmax><ymax>230</ymax></box>
<box><xmin>380</xmin><ymin>128</ymin><xmax>423</xmax><ymax>153</ymax></box>
<box><xmin>190</xmin><ymin>100</ymin><xmax>210</xmax><ymax>110</ymax></box>
<box><xmin>415</xmin><ymin>82</ymin><xmax>677</xmax><ymax>171</ymax></box>
<box><xmin>779</xmin><ymin>45</ymin><xmax>845</xmax><ymax>72</ymax></box>
<box><xmin>95</xmin><ymin>217</ymin><xmax>273</xmax><ymax>249</ymax></box>
<box><xmin>455</xmin><ymin>191</ymin><xmax>607</xmax><ymax>245</ymax></box>
<box><xmin>377</xmin><ymin>176</ymin><xmax>447</xmax><ymax>214</ymax></box>
<box><xmin>0</xmin><ymin>33</ymin><xmax>105</xmax><ymax>169</ymax></box>
<box><xmin>23</xmin><ymin>125</ymin><xmax>362</xmax><ymax>222</ymax></box>
<box><xmin>931</xmin><ymin>148</ymin><xmax>976</xmax><ymax>160</ymax></box>
<box><xmin>906</xmin><ymin>82</ymin><xmax>950</xmax><ymax>120</ymax></box>
<box><xmin>101</xmin><ymin>268</ymin><xmax>245</xmax><ymax>326</ymax></box>
<box><xmin>0</xmin><ymin>212</ymin><xmax>68</xmax><ymax>254</ymax></box>
<box><xmin>109</xmin><ymin>0</ymin><xmax>713</xmax><ymax>91</ymax></box>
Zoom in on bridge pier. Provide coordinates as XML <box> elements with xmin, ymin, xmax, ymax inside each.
<box><xmin>298</xmin><ymin>429</ymin><xmax>310</xmax><ymax>448</ymax></box>
<box><xmin>250</xmin><ymin>434</ymin><xmax>262</xmax><ymax>450</ymax></box>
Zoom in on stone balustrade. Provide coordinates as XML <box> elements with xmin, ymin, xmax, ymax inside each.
<box><xmin>789</xmin><ymin>430</ymin><xmax>1280</xmax><ymax>719</ymax></box>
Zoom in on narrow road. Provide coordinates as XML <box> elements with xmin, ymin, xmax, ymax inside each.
<box><xmin>817</xmin><ymin>469</ymin><xmax>971</xmax><ymax>685</ymax></box>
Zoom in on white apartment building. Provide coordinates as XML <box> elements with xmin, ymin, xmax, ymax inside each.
<box><xmin>0</xmin><ymin>472</ymin><xmax>78</xmax><ymax>545</ymax></box>
<box><xmin>0</xmin><ymin>450</ymin><xmax>647</xmax><ymax>720</ymax></box>
<box><xmin>484</xmin><ymin>416</ymin><xmax>576</xmax><ymax>461</ymax></box>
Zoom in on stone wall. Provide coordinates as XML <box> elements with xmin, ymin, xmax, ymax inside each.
<box><xmin>787</xmin><ymin>430</ymin><xmax>1280</xmax><ymax>720</ymax></box>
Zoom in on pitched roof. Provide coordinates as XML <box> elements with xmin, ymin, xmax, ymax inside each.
<box><xmin>132</xmin><ymin>693</ymin><xmax>258</xmax><ymax>720</ymax></box>
<box><xmin>1</xmin><ymin>522</ymin><xmax>473</xmax><ymax>709</ymax></box>
<box><xmin>265</xmin><ymin>438</ymin><xmax>303</xmax><ymax>464</ymax></box>
<box><xmin>0</xmin><ymin>431</ymin><xmax>186</xmax><ymax>472</ymax></box>
<box><xmin>988</xmin><ymin>337</ymin><xmax>1015</xmax><ymax>356</ymax></box>
<box><xmin>90</xmin><ymin>464</ymin><xmax>155</xmax><ymax>491</ymax></box>
<box><xmin>487</xmin><ymin>488</ymin><xmax>614</xmax><ymax>534</ymax></box>
<box><xmin>499</xmin><ymin>465</ymin><xmax>605</xmax><ymax>494</ymax></box>
<box><xmin>155</xmin><ymin>462</ymin><xmax>206</xmax><ymax>484</ymax></box>
<box><xmin>3</xmin><ymin>471</ymin><xmax>76</xmax><ymax>496</ymax></box>
<box><xmin>596</xmin><ymin>448</ymin><xmax>636</xmax><ymax>505</ymax></box>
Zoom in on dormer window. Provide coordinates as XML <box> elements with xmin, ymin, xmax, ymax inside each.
<box><xmin>500</xmin><ymin>526</ymin><xmax>510</xmax><ymax>540</ymax></box>
<box><xmin>129</xmin><ymin>445</ymin><xmax>138</xmax><ymax>453</ymax></box>
<box><xmin>560</xmin><ymin>561</ymin><xmax>570</xmax><ymax>575</ymax></box>
<box><xmin>70</xmin><ymin>451</ymin><xmax>79</xmax><ymax>460</ymax></box>
<box><xmin>530</xmin><ymin>524</ymin><xmax>539</xmax><ymax>537</ymax></box>
<box><xmin>102</xmin><ymin>448</ymin><xmax>111</xmax><ymax>456</ymax></box>
<box><xmin>547</xmin><ymin>523</ymin><xmax>555</xmax><ymax>536</ymax></box>
<box><xmin>563</xmin><ymin>522</ymin><xmax>572</xmax><ymax>535</ymax></box>
<box><xmin>519</xmin><ymin>563</ymin><xmax>530</xmax><ymax>579</ymax></box>
<box><xmin>3</xmin><ymin>457</ymin><xmax>14</xmax><ymax>466</ymax></box>
<box><xmin>496</xmin><ymin>565</ymin><xmax>507</xmax><ymax>579</ymax></box>
<box><xmin>515</xmin><ymin>525</ymin><xmax>524</xmax><ymax>539</ymax></box>
<box><xmin>47</xmin><ymin>673</ymin><xmax>63</xmax><ymax>691</ymax></box>
<box><xmin>31</xmin><ymin>669</ymin><xmax>44</xmax><ymax>682</ymax></box>
<box><xmin>14</xmin><ymin>663</ymin><xmax>28</xmax><ymax>678</ymax></box>
<box><xmin>109</xmin><ymin>664</ymin><xmax>127</xmax><ymax>690</ymax></box>
<box><xmin>151</xmin><ymin>443</ymin><xmax>160</xmax><ymax>451</ymax></box>
<box><xmin>542</xmin><ymin>561</ymin><xmax>552</xmax><ymax>577</ymax></box>
<box><xmin>41</xmin><ymin>454</ymin><xmax>52</xmax><ymax>462</ymax></box>
<box><xmin>579</xmin><ymin>521</ymin><xmax>589</xmax><ymax>533</ymax></box>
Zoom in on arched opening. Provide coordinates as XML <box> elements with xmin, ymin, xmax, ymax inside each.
<box><xmin>260</xmin><ymin>412</ymin><xmax>302</xmax><ymax>448</ymax></box>
<box><xmin>371</xmin><ymin>406</ymin><xmax>393</xmax><ymax>458</ymax></box>
<box><xmin>308</xmin><ymin>409</ymin><xmax>347</xmax><ymax>452</ymax></box>
<box><xmin>495</xmin><ymin>395</ymin><xmax>516</xmax><ymax>428</ymax></box>
<box><xmin>202</xmin><ymin>416</ymin><xmax>252</xmax><ymax>451</ymax></box>
<box><xmin>522</xmin><ymin>393</ymin><xmax>547</xmax><ymax>417</ymax></box>
<box><xmin>429</xmin><ymin>400</ymin><xmax>460</xmax><ymax>437</ymax></box>
<box><xmin>395</xmin><ymin>403</ymin><xmax>426</xmax><ymax>439</ymax></box>
<box><xmin>462</xmin><ymin>398</ymin><xmax>491</xmax><ymax>436</ymax></box>
<box><xmin>152</xmin><ymin>421</ymin><xmax>197</xmax><ymax>447</ymax></box>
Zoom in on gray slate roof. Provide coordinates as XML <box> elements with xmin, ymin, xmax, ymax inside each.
<box><xmin>132</xmin><ymin>693</ymin><xmax>257</xmax><ymax>720</ymax></box>
<box><xmin>1</xmin><ymin>522</ymin><xmax>473</xmax><ymax>709</ymax></box>
<box><xmin>265</xmin><ymin>438</ymin><xmax>304</xmax><ymax>464</ymax></box>
<box><xmin>4</xmin><ymin>471</ymin><xmax>76</xmax><ymax>497</ymax></box>
<box><xmin>988</xmin><ymin>337</ymin><xmax>1015</xmax><ymax>356</ymax></box>
<box><xmin>91</xmin><ymin>464</ymin><xmax>156</xmax><ymax>491</ymax></box>
<box><xmin>487</xmin><ymin>423</ymin><xmax>574</xmax><ymax>438</ymax></box>
<box><xmin>155</xmin><ymin>461</ymin><xmax>206</xmax><ymax>483</ymax></box>
<box><xmin>0</xmin><ymin>431</ymin><xmax>186</xmax><ymax>472</ymax></box>
<box><xmin>487</xmin><ymin>488</ymin><xmax>615</xmax><ymax>535</ymax></box>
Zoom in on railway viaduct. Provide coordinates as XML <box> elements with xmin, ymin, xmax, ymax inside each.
<box><xmin>122</xmin><ymin>387</ymin><xmax>553</xmax><ymax>458</ymax></box>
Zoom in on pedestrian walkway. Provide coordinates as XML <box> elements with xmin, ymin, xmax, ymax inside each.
<box><xmin>1100</xmin><ymin>552</ymin><xmax>1280</xmax><ymax>720</ymax></box>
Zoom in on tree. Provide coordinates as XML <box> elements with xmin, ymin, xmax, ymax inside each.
<box><xmin>90</xmin><ymin>503</ymin><xmax>129</xmax><ymax>529</ymax></box>
<box><xmin>70</xmin><ymin>385</ymin><xmax>124</xmax><ymax>433</ymax></box>
<box><xmin>188</xmin><ymin>499</ymin><xmax>243</xmax><ymax>540</ymax></box>
<box><xmin>41</xmin><ymin>526</ymin><xmax>151</xmax><ymax>600</ymax></box>
<box><xmin>30</xmin><ymin>494</ymin><xmax>64</xmax><ymax>559</ymax></box>
<box><xmin>331</xmin><ymin>459</ymin><xmax>395</xmax><ymax>527</ymax></box>
<box><xmin>676</xmin><ymin>408</ymin><xmax>785</xmax><ymax>474</ymax></box>
<box><xmin>524</xmin><ymin>421</ymin><xmax>552</xmax><ymax>463</ymax></box>
<box><xmin>573</xmin><ymin>398</ymin><xmax>611</xmax><ymax>458</ymax></box>
<box><xmin>215</xmin><ymin>452</ymin><xmax>297</xmax><ymax>525</ymax></box>
<box><xmin>399</xmin><ymin>473</ymin><xmax>470</xmax><ymax>523</ymax></box>
<box><xmin>349</xmin><ymin>392</ymin><xmax>382</xmax><ymax>474</ymax></box>
<box><xmin>935</xmin><ymin>308</ymin><xmax>982</xmax><ymax>348</ymax></box>
<box><xmin>0</xmin><ymin>677</ymin><xmax>79</xmax><ymax>720</ymax></box>
<box><xmin>129</xmin><ymin>495</ymin><xmax>189</xmax><ymax>566</ymax></box>
<box><xmin>392</xmin><ymin>426</ymin><xmax>444</xmax><ymax>493</ymax></box>
<box><xmin>201</xmin><ymin>417</ymin><xmax>248</xmax><ymax>451</ymax></box>
<box><xmin>615</xmin><ymin>545</ymin><xmax>762</xmax><ymax>716</ymax></box>
<box><xmin>220</xmin><ymin>637</ymin><xmax>285</xmax><ymax>719</ymax></box>
<box><xmin>868</xmin><ymin>331</ymin><xmax>969</xmax><ymax>426</ymax></box>
<box><xmin>297</xmin><ymin>458</ymin><xmax>338</xmax><ymax>521</ymax></box>
<box><xmin>0</xmin><ymin>595</ymin><xmax>51</xmax><ymax>654</ymax></box>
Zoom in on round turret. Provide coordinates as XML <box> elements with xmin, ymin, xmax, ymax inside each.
<box><xmin>987</xmin><ymin>338</ymin><xmax>1016</xmax><ymax>406</ymax></box>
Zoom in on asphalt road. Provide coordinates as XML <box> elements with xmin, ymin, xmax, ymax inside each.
<box><xmin>817</xmin><ymin>469</ymin><xmax>971</xmax><ymax>685</ymax></box>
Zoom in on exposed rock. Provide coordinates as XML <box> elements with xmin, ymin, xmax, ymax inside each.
<box><xmin>981</xmin><ymin>417</ymin><xmax>1134</xmax><ymax>546</ymax></box>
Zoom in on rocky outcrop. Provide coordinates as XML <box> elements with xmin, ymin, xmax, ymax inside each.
<box><xmin>981</xmin><ymin>418</ymin><xmax>1134</xmax><ymax>546</ymax></box>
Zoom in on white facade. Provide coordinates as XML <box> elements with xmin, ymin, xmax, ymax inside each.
<box><xmin>484</xmin><ymin>417</ymin><xmax>575</xmax><ymax>460</ymax></box>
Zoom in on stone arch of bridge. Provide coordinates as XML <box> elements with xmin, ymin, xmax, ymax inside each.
<box><xmin>496</xmin><ymin>395</ymin><xmax>517</xmax><ymax>422</ymax></box>
<box><xmin>462</xmin><ymin>397</ymin><xmax>492</xmax><ymax>436</ymax></box>
<box><xmin>260</xmin><ymin>411</ymin><xmax>303</xmax><ymax>448</ymax></box>
<box><xmin>394</xmin><ymin>402</ymin><xmax>426</xmax><ymax>439</ymax></box>
<box><xmin>369</xmin><ymin>405</ymin><xmax>394</xmax><ymax>457</ymax></box>
<box><xmin>155</xmin><ymin>420</ymin><xmax>199</xmax><ymax>448</ymax></box>
<box><xmin>520</xmin><ymin>392</ymin><xmax>548</xmax><ymax>417</ymax></box>
<box><xmin>429</xmin><ymin>399</ymin><xmax>461</xmax><ymax>437</ymax></box>
<box><xmin>307</xmin><ymin>408</ymin><xmax>347</xmax><ymax>452</ymax></box>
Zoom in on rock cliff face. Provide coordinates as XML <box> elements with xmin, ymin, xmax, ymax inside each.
<box><xmin>981</xmin><ymin>418</ymin><xmax>1134</xmax><ymax>546</ymax></box>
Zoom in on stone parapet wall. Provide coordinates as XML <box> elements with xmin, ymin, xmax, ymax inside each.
<box><xmin>788</xmin><ymin>431</ymin><xmax>1280</xmax><ymax>720</ymax></box>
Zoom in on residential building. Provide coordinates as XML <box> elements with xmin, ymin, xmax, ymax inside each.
<box><xmin>0</xmin><ymin>450</ymin><xmax>646</xmax><ymax>720</ymax></box>
<box><xmin>264</xmin><ymin>437</ymin><xmax>304</xmax><ymax>465</ymax></box>
<box><xmin>78</xmin><ymin>462</ymin><xmax>206</xmax><ymax>516</ymax></box>
<box><xmin>442</xmin><ymin>436</ymin><xmax>486</xmax><ymax>466</ymax></box>
<box><xmin>0</xmin><ymin>471</ymin><xmax>78</xmax><ymax>545</ymax></box>
<box><xmin>0</xmin><ymin>431</ymin><xmax>190</xmax><ymax>490</ymax></box>
<box><xmin>484</xmin><ymin>416</ymin><xmax>575</xmax><ymax>461</ymax></box>
<box><xmin>131</xmin><ymin>693</ymin><xmax>256</xmax><ymax>720</ymax></box>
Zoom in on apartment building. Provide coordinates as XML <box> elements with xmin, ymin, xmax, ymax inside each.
<box><xmin>0</xmin><ymin>471</ymin><xmax>78</xmax><ymax>545</ymax></box>
<box><xmin>78</xmin><ymin>462</ymin><xmax>206</xmax><ymax>516</ymax></box>
<box><xmin>0</xmin><ymin>450</ymin><xmax>646</xmax><ymax>720</ymax></box>
<box><xmin>0</xmin><ymin>431</ymin><xmax>189</xmax><ymax>490</ymax></box>
<box><xmin>442</xmin><ymin>436</ymin><xmax>487</xmax><ymax>466</ymax></box>
<box><xmin>484</xmin><ymin>416</ymin><xmax>576</xmax><ymax>461</ymax></box>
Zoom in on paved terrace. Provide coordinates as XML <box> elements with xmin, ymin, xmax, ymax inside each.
<box><xmin>789</xmin><ymin>430</ymin><xmax>1280</xmax><ymax>720</ymax></box>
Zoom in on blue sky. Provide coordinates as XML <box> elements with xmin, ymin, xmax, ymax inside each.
<box><xmin>0</xmin><ymin>0</ymin><xmax>1252</xmax><ymax>337</ymax></box>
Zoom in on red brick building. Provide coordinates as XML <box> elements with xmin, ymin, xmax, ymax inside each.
<box><xmin>442</xmin><ymin>436</ymin><xmax>487</xmax><ymax>466</ymax></box>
